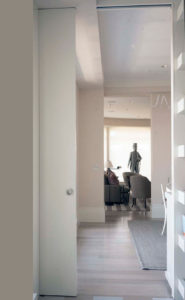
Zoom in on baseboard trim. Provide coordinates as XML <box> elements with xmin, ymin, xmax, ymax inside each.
<box><xmin>33</xmin><ymin>293</ymin><xmax>38</xmax><ymax>300</ymax></box>
<box><xmin>165</xmin><ymin>271</ymin><xmax>171</xmax><ymax>287</ymax></box>
<box><xmin>79</xmin><ymin>206</ymin><xmax>105</xmax><ymax>223</ymax></box>
<box><xmin>165</xmin><ymin>271</ymin><xmax>174</xmax><ymax>297</ymax></box>
<box><xmin>151</xmin><ymin>203</ymin><xmax>164</xmax><ymax>218</ymax></box>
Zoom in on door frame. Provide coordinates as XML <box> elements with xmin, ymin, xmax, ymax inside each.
<box><xmin>35</xmin><ymin>0</ymin><xmax>180</xmax><ymax>298</ymax></box>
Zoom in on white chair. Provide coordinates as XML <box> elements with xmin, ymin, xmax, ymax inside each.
<box><xmin>161</xmin><ymin>183</ymin><xmax>167</xmax><ymax>235</ymax></box>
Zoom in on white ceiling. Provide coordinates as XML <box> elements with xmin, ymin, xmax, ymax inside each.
<box><xmin>36</xmin><ymin>1</ymin><xmax>171</xmax><ymax>91</ymax></box>
<box><xmin>36</xmin><ymin>0</ymin><xmax>104</xmax><ymax>88</ymax></box>
<box><xmin>36</xmin><ymin>1</ymin><xmax>171</xmax><ymax>119</ymax></box>
<box><xmin>98</xmin><ymin>6</ymin><xmax>171</xmax><ymax>88</ymax></box>
<box><xmin>75</xmin><ymin>0</ymin><xmax>103</xmax><ymax>88</ymax></box>
<box><xmin>104</xmin><ymin>96</ymin><xmax>151</xmax><ymax>119</ymax></box>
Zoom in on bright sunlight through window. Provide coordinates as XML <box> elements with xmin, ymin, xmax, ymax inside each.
<box><xmin>104</xmin><ymin>126</ymin><xmax>151</xmax><ymax>181</ymax></box>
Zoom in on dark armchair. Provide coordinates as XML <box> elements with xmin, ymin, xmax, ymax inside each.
<box><xmin>123</xmin><ymin>172</ymin><xmax>138</xmax><ymax>189</ymax></box>
<box><xmin>130</xmin><ymin>175</ymin><xmax>151</xmax><ymax>208</ymax></box>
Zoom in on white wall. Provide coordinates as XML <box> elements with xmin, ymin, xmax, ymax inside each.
<box><xmin>77</xmin><ymin>88</ymin><xmax>105</xmax><ymax>222</ymax></box>
<box><xmin>172</xmin><ymin>1</ymin><xmax>185</xmax><ymax>298</ymax></box>
<box><xmin>0</xmin><ymin>1</ymin><xmax>33</xmax><ymax>299</ymax></box>
<box><xmin>104</xmin><ymin>118</ymin><xmax>151</xmax><ymax>127</ymax></box>
<box><xmin>33</xmin><ymin>5</ymin><xmax>39</xmax><ymax>297</ymax></box>
<box><xmin>151</xmin><ymin>93</ymin><xmax>171</xmax><ymax>218</ymax></box>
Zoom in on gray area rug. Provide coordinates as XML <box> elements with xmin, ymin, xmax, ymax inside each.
<box><xmin>128</xmin><ymin>220</ymin><xmax>166</xmax><ymax>270</ymax></box>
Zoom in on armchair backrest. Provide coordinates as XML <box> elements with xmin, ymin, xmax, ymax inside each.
<box><xmin>123</xmin><ymin>172</ymin><xmax>138</xmax><ymax>189</ymax></box>
<box><xmin>130</xmin><ymin>175</ymin><xmax>151</xmax><ymax>199</ymax></box>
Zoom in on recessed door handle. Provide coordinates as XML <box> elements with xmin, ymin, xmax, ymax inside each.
<box><xmin>66</xmin><ymin>188</ymin><xmax>74</xmax><ymax>195</ymax></box>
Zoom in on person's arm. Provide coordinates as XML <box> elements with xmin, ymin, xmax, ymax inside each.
<box><xmin>128</xmin><ymin>152</ymin><xmax>131</xmax><ymax>167</ymax></box>
<box><xmin>137</xmin><ymin>152</ymin><xmax>142</xmax><ymax>161</ymax></box>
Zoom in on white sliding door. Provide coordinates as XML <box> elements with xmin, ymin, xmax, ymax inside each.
<box><xmin>39</xmin><ymin>9</ymin><xmax>77</xmax><ymax>296</ymax></box>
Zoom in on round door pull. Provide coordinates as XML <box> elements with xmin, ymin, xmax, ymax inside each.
<box><xmin>66</xmin><ymin>188</ymin><xmax>74</xmax><ymax>195</ymax></box>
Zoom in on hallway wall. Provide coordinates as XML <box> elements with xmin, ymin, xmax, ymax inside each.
<box><xmin>172</xmin><ymin>1</ymin><xmax>185</xmax><ymax>296</ymax></box>
<box><xmin>77</xmin><ymin>88</ymin><xmax>105</xmax><ymax>222</ymax></box>
<box><xmin>104</xmin><ymin>118</ymin><xmax>151</xmax><ymax>127</ymax></box>
<box><xmin>0</xmin><ymin>1</ymin><xmax>33</xmax><ymax>299</ymax></box>
<box><xmin>151</xmin><ymin>93</ymin><xmax>171</xmax><ymax>218</ymax></box>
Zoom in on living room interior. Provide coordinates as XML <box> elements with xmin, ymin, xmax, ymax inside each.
<box><xmin>104</xmin><ymin>101</ymin><xmax>152</xmax><ymax>212</ymax></box>
<box><xmin>100</xmin><ymin>5</ymin><xmax>171</xmax><ymax>215</ymax></box>
<box><xmin>33</xmin><ymin>0</ymin><xmax>185</xmax><ymax>300</ymax></box>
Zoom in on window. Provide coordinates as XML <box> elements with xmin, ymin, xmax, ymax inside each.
<box><xmin>104</xmin><ymin>126</ymin><xmax>151</xmax><ymax>181</ymax></box>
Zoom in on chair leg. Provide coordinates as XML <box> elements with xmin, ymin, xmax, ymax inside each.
<box><xmin>132</xmin><ymin>198</ymin><xmax>136</xmax><ymax>206</ymax></box>
<box><xmin>144</xmin><ymin>198</ymin><xmax>146</xmax><ymax>209</ymax></box>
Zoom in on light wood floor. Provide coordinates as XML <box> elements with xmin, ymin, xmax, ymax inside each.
<box><xmin>40</xmin><ymin>210</ymin><xmax>171</xmax><ymax>300</ymax></box>
<box><xmin>77</xmin><ymin>210</ymin><xmax>171</xmax><ymax>300</ymax></box>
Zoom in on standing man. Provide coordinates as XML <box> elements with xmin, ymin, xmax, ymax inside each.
<box><xmin>128</xmin><ymin>143</ymin><xmax>142</xmax><ymax>173</ymax></box>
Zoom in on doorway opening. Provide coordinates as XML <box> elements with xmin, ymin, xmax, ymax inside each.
<box><xmin>35</xmin><ymin>1</ymin><xmax>175</xmax><ymax>299</ymax></box>
<box><xmin>77</xmin><ymin>4</ymin><xmax>172</xmax><ymax>300</ymax></box>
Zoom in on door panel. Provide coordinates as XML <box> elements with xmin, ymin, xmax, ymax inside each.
<box><xmin>39</xmin><ymin>9</ymin><xmax>77</xmax><ymax>296</ymax></box>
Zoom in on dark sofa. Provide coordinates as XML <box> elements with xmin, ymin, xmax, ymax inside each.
<box><xmin>104</xmin><ymin>172</ymin><xmax>129</xmax><ymax>206</ymax></box>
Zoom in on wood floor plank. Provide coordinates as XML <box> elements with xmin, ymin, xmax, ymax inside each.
<box><xmin>77</xmin><ymin>211</ymin><xmax>171</xmax><ymax>300</ymax></box>
<box><xmin>39</xmin><ymin>211</ymin><xmax>171</xmax><ymax>300</ymax></box>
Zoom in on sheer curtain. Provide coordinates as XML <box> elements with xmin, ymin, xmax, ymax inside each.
<box><xmin>105</xmin><ymin>126</ymin><xmax>151</xmax><ymax>181</ymax></box>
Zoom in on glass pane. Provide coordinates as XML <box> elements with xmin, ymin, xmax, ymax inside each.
<box><xmin>108</xmin><ymin>126</ymin><xmax>151</xmax><ymax>181</ymax></box>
